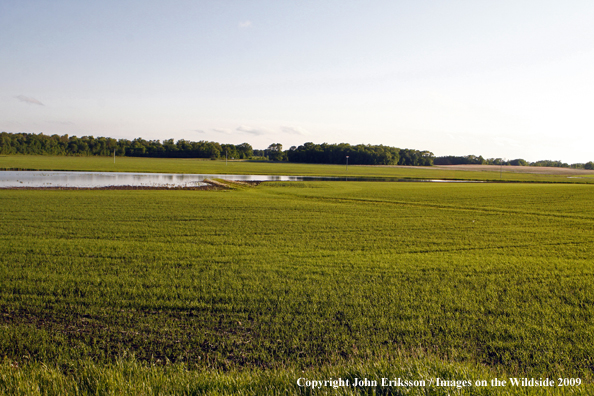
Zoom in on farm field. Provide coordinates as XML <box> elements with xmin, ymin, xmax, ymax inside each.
<box><xmin>1</xmin><ymin>180</ymin><xmax>594</xmax><ymax>394</ymax></box>
<box><xmin>433</xmin><ymin>164</ymin><xmax>594</xmax><ymax>176</ymax></box>
<box><xmin>2</xmin><ymin>154</ymin><xmax>594</xmax><ymax>184</ymax></box>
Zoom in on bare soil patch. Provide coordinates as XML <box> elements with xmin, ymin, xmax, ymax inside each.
<box><xmin>431</xmin><ymin>164</ymin><xmax>594</xmax><ymax>176</ymax></box>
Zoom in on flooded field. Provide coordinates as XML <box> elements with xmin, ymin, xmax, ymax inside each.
<box><xmin>0</xmin><ymin>171</ymin><xmax>487</xmax><ymax>188</ymax></box>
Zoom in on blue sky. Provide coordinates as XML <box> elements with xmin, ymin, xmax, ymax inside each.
<box><xmin>2</xmin><ymin>0</ymin><xmax>593</xmax><ymax>162</ymax></box>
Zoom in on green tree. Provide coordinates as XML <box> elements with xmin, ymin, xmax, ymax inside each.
<box><xmin>267</xmin><ymin>143</ymin><xmax>285</xmax><ymax>161</ymax></box>
<box><xmin>509</xmin><ymin>159</ymin><xmax>527</xmax><ymax>166</ymax></box>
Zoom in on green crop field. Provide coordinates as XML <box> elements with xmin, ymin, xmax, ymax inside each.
<box><xmin>2</xmin><ymin>154</ymin><xmax>594</xmax><ymax>184</ymax></box>
<box><xmin>1</xmin><ymin>180</ymin><xmax>594</xmax><ymax>394</ymax></box>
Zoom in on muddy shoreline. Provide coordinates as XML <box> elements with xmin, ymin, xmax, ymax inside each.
<box><xmin>0</xmin><ymin>179</ymin><xmax>262</xmax><ymax>190</ymax></box>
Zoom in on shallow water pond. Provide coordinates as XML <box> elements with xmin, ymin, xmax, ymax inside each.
<box><xmin>0</xmin><ymin>171</ymin><xmax>485</xmax><ymax>188</ymax></box>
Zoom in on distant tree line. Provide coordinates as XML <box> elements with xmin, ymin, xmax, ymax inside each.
<box><xmin>0</xmin><ymin>132</ymin><xmax>253</xmax><ymax>159</ymax></box>
<box><xmin>0</xmin><ymin>133</ymin><xmax>435</xmax><ymax>166</ymax></box>
<box><xmin>284</xmin><ymin>142</ymin><xmax>434</xmax><ymax>166</ymax></box>
<box><xmin>434</xmin><ymin>154</ymin><xmax>593</xmax><ymax>169</ymax></box>
<box><xmin>2</xmin><ymin>132</ymin><xmax>592</xmax><ymax>169</ymax></box>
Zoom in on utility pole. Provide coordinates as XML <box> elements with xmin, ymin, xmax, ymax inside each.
<box><xmin>114</xmin><ymin>149</ymin><xmax>116</xmax><ymax>164</ymax></box>
<box><xmin>346</xmin><ymin>156</ymin><xmax>349</xmax><ymax>172</ymax></box>
<box><xmin>225</xmin><ymin>150</ymin><xmax>227</xmax><ymax>166</ymax></box>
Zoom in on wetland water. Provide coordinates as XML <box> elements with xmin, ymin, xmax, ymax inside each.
<box><xmin>0</xmin><ymin>171</ymin><xmax>485</xmax><ymax>188</ymax></box>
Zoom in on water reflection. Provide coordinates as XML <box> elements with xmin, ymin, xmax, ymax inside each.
<box><xmin>0</xmin><ymin>171</ymin><xmax>485</xmax><ymax>188</ymax></box>
<box><xmin>0</xmin><ymin>171</ymin><xmax>209</xmax><ymax>188</ymax></box>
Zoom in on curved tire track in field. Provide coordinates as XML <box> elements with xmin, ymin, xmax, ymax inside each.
<box><xmin>263</xmin><ymin>188</ymin><xmax>594</xmax><ymax>223</ymax></box>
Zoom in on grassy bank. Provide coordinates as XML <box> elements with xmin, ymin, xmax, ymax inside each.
<box><xmin>1</xmin><ymin>182</ymin><xmax>593</xmax><ymax>393</ymax></box>
<box><xmin>1</xmin><ymin>155</ymin><xmax>592</xmax><ymax>183</ymax></box>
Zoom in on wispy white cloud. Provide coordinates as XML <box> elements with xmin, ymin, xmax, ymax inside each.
<box><xmin>237</xmin><ymin>125</ymin><xmax>267</xmax><ymax>135</ymax></box>
<box><xmin>281</xmin><ymin>126</ymin><xmax>310</xmax><ymax>136</ymax></box>
<box><xmin>238</xmin><ymin>20</ymin><xmax>252</xmax><ymax>28</ymax></box>
<box><xmin>194</xmin><ymin>129</ymin><xmax>206</xmax><ymax>134</ymax></box>
<box><xmin>212</xmin><ymin>128</ymin><xmax>232</xmax><ymax>135</ymax></box>
<box><xmin>15</xmin><ymin>95</ymin><xmax>44</xmax><ymax>105</ymax></box>
<box><xmin>49</xmin><ymin>120</ymin><xmax>74</xmax><ymax>125</ymax></box>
